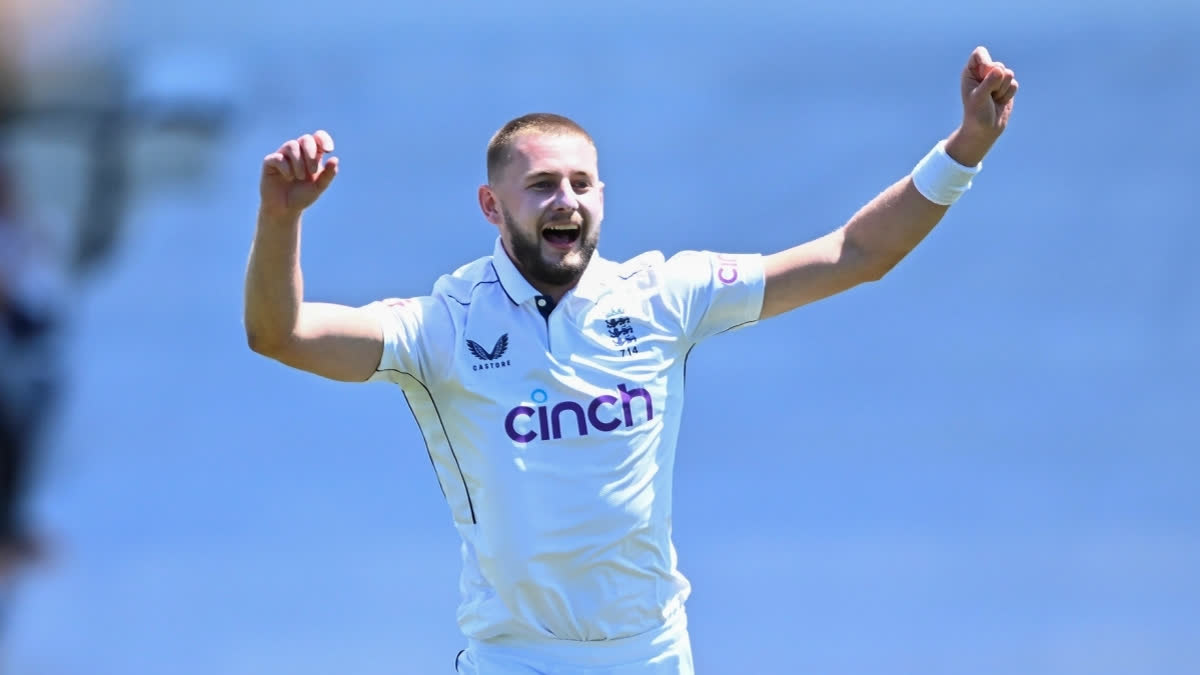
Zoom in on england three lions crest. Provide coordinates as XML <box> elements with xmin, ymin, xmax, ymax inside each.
<box><xmin>603</xmin><ymin>308</ymin><xmax>640</xmax><ymax>355</ymax></box>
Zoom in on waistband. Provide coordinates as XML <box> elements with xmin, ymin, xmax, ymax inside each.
<box><xmin>468</xmin><ymin>608</ymin><xmax>688</xmax><ymax>668</ymax></box>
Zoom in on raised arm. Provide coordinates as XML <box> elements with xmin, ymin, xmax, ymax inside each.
<box><xmin>760</xmin><ymin>46</ymin><xmax>1019</xmax><ymax>320</ymax></box>
<box><xmin>244</xmin><ymin>130</ymin><xmax>383</xmax><ymax>382</ymax></box>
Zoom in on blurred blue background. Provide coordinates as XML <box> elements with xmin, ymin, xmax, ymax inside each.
<box><xmin>1</xmin><ymin>1</ymin><xmax>1197</xmax><ymax>673</ymax></box>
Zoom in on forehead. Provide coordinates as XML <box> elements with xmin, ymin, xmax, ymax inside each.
<box><xmin>507</xmin><ymin>132</ymin><xmax>598</xmax><ymax>177</ymax></box>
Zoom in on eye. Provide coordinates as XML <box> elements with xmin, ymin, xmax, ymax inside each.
<box><xmin>529</xmin><ymin>180</ymin><xmax>553</xmax><ymax>190</ymax></box>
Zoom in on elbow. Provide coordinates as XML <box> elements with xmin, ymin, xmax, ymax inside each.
<box><xmin>846</xmin><ymin>239</ymin><xmax>903</xmax><ymax>283</ymax></box>
<box><xmin>859</xmin><ymin>255</ymin><xmax>901</xmax><ymax>283</ymax></box>
<box><xmin>245</xmin><ymin>330</ymin><xmax>271</xmax><ymax>356</ymax></box>
<box><xmin>246</xmin><ymin>329</ymin><xmax>289</xmax><ymax>359</ymax></box>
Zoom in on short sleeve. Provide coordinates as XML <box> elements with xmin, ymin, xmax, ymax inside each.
<box><xmin>363</xmin><ymin>295</ymin><xmax>451</xmax><ymax>386</ymax></box>
<box><xmin>658</xmin><ymin>250</ymin><xmax>765</xmax><ymax>343</ymax></box>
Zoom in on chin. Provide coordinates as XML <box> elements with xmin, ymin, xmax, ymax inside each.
<box><xmin>550</xmin><ymin>249</ymin><xmax>586</xmax><ymax>267</ymax></box>
<box><xmin>538</xmin><ymin>253</ymin><xmax>583</xmax><ymax>277</ymax></box>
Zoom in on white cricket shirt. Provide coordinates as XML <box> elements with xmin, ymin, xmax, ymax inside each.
<box><xmin>366</xmin><ymin>237</ymin><xmax>764</xmax><ymax>644</ymax></box>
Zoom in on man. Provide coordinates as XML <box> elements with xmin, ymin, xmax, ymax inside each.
<box><xmin>244</xmin><ymin>46</ymin><xmax>1018</xmax><ymax>674</ymax></box>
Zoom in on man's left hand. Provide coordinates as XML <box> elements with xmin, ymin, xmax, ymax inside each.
<box><xmin>946</xmin><ymin>46</ymin><xmax>1019</xmax><ymax>166</ymax></box>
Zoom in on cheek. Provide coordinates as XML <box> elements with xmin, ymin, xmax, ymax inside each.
<box><xmin>584</xmin><ymin>195</ymin><xmax>604</xmax><ymax>219</ymax></box>
<box><xmin>524</xmin><ymin>198</ymin><xmax>553</xmax><ymax>220</ymax></box>
<box><xmin>511</xmin><ymin>210</ymin><xmax>542</xmax><ymax>236</ymax></box>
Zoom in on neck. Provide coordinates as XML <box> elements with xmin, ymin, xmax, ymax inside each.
<box><xmin>505</xmin><ymin>254</ymin><xmax>581</xmax><ymax>304</ymax></box>
<box><xmin>523</xmin><ymin>271</ymin><xmax>579</xmax><ymax>304</ymax></box>
<box><xmin>498</xmin><ymin>239</ymin><xmax>587</xmax><ymax>304</ymax></box>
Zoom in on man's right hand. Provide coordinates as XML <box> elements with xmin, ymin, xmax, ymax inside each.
<box><xmin>260</xmin><ymin>130</ymin><xmax>339</xmax><ymax>218</ymax></box>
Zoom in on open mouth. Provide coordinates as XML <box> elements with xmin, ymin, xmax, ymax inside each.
<box><xmin>542</xmin><ymin>223</ymin><xmax>581</xmax><ymax>247</ymax></box>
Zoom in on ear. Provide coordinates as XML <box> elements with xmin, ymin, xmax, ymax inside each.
<box><xmin>478</xmin><ymin>185</ymin><xmax>504</xmax><ymax>227</ymax></box>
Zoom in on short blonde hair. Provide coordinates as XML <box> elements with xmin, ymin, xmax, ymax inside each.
<box><xmin>486</xmin><ymin>112</ymin><xmax>594</xmax><ymax>184</ymax></box>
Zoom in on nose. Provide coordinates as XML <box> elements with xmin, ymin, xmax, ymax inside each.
<box><xmin>549</xmin><ymin>179</ymin><xmax>578</xmax><ymax>212</ymax></box>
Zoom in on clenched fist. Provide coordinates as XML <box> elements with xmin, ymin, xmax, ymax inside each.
<box><xmin>961</xmin><ymin>46</ymin><xmax>1018</xmax><ymax>135</ymax></box>
<box><xmin>260</xmin><ymin>130</ymin><xmax>339</xmax><ymax>218</ymax></box>
<box><xmin>946</xmin><ymin>47</ymin><xmax>1020</xmax><ymax>167</ymax></box>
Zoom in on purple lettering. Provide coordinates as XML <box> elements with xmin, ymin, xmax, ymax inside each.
<box><xmin>619</xmin><ymin>384</ymin><xmax>654</xmax><ymax>427</ymax></box>
<box><xmin>504</xmin><ymin>385</ymin><xmax>655</xmax><ymax>443</ymax></box>
<box><xmin>504</xmin><ymin>406</ymin><xmax>537</xmax><ymax>443</ymax></box>
<box><xmin>551</xmin><ymin>401</ymin><xmax>588</xmax><ymax>439</ymax></box>
<box><xmin>587</xmin><ymin>394</ymin><xmax>621</xmax><ymax>432</ymax></box>
<box><xmin>537</xmin><ymin>406</ymin><xmax>550</xmax><ymax>440</ymax></box>
<box><xmin>716</xmin><ymin>254</ymin><xmax>739</xmax><ymax>284</ymax></box>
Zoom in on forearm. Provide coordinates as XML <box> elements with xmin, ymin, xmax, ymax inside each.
<box><xmin>842</xmin><ymin>177</ymin><xmax>949</xmax><ymax>280</ymax></box>
<box><xmin>843</xmin><ymin>128</ymin><xmax>985</xmax><ymax>279</ymax></box>
<box><xmin>244</xmin><ymin>208</ymin><xmax>304</xmax><ymax>351</ymax></box>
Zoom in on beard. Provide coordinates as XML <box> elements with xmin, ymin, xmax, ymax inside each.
<box><xmin>502</xmin><ymin>205</ymin><xmax>599</xmax><ymax>288</ymax></box>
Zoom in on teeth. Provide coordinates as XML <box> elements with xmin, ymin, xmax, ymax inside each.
<box><xmin>545</xmin><ymin>224</ymin><xmax>578</xmax><ymax>231</ymax></box>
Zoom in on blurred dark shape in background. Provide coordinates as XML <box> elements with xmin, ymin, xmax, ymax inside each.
<box><xmin>0</xmin><ymin>0</ymin><xmax>234</xmax><ymax>633</ymax></box>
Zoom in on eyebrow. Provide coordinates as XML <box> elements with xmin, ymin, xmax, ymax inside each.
<box><xmin>524</xmin><ymin>171</ymin><xmax>594</xmax><ymax>182</ymax></box>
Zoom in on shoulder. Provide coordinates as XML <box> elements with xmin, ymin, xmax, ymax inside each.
<box><xmin>597</xmin><ymin>249</ymin><xmax>726</xmax><ymax>292</ymax></box>
<box><xmin>432</xmin><ymin>255</ymin><xmax>504</xmax><ymax>305</ymax></box>
<box><xmin>591</xmin><ymin>250</ymin><xmax>667</xmax><ymax>287</ymax></box>
<box><xmin>614</xmin><ymin>250</ymin><xmax>667</xmax><ymax>278</ymax></box>
<box><xmin>374</xmin><ymin>255</ymin><xmax>498</xmax><ymax>328</ymax></box>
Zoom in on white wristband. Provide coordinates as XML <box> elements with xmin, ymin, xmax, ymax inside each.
<box><xmin>910</xmin><ymin>140</ymin><xmax>982</xmax><ymax>206</ymax></box>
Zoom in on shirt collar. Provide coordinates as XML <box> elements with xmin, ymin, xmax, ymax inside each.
<box><xmin>491</xmin><ymin>237</ymin><xmax>540</xmax><ymax>306</ymax></box>
<box><xmin>490</xmin><ymin>236</ymin><xmax>608</xmax><ymax>307</ymax></box>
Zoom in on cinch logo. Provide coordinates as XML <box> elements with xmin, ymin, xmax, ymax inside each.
<box><xmin>504</xmin><ymin>384</ymin><xmax>655</xmax><ymax>443</ymax></box>
<box><xmin>716</xmin><ymin>254</ymin><xmax>739</xmax><ymax>284</ymax></box>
